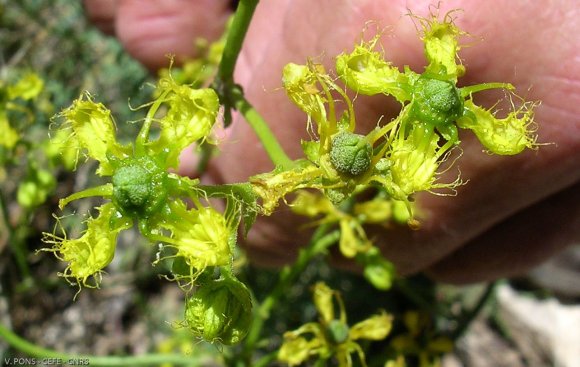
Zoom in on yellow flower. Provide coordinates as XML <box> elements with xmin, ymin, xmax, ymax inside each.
<box><xmin>7</xmin><ymin>72</ymin><xmax>44</xmax><ymax>100</ymax></box>
<box><xmin>150</xmin><ymin>77</ymin><xmax>219</xmax><ymax>169</ymax></box>
<box><xmin>157</xmin><ymin>201</ymin><xmax>231</xmax><ymax>281</ymax></box>
<box><xmin>278</xmin><ymin>282</ymin><xmax>393</xmax><ymax>367</ymax></box>
<box><xmin>57</xmin><ymin>92</ymin><xmax>128</xmax><ymax>175</ymax></box>
<box><xmin>42</xmin><ymin>203</ymin><xmax>132</xmax><ymax>288</ymax></box>
<box><xmin>46</xmin><ymin>78</ymin><xmax>224</xmax><ymax>291</ymax></box>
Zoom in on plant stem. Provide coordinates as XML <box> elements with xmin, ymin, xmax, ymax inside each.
<box><xmin>0</xmin><ymin>323</ymin><xmax>205</xmax><ymax>366</ymax></box>
<box><xmin>217</xmin><ymin>0</ymin><xmax>259</xmax><ymax>84</ymax></box>
<box><xmin>213</xmin><ymin>0</ymin><xmax>293</xmax><ymax>168</ymax></box>
<box><xmin>241</xmin><ymin>224</ymin><xmax>340</xmax><ymax>363</ymax></box>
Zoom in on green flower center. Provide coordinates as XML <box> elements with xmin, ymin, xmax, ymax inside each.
<box><xmin>411</xmin><ymin>76</ymin><xmax>463</xmax><ymax>126</ymax></box>
<box><xmin>330</xmin><ymin>131</ymin><xmax>372</xmax><ymax>176</ymax></box>
<box><xmin>327</xmin><ymin>320</ymin><xmax>350</xmax><ymax>344</ymax></box>
<box><xmin>112</xmin><ymin>156</ymin><xmax>168</xmax><ymax>217</ymax></box>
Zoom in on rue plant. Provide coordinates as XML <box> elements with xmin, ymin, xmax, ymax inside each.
<box><xmin>0</xmin><ymin>3</ymin><xmax>540</xmax><ymax>367</ymax></box>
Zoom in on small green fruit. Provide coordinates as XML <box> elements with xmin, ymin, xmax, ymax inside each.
<box><xmin>112</xmin><ymin>156</ymin><xmax>168</xmax><ymax>217</ymax></box>
<box><xmin>330</xmin><ymin>131</ymin><xmax>372</xmax><ymax>176</ymax></box>
<box><xmin>410</xmin><ymin>76</ymin><xmax>463</xmax><ymax>126</ymax></box>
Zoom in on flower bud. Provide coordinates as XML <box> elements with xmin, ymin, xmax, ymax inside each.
<box><xmin>360</xmin><ymin>248</ymin><xmax>395</xmax><ymax>291</ymax></box>
<box><xmin>184</xmin><ymin>276</ymin><xmax>252</xmax><ymax>345</ymax></box>
<box><xmin>330</xmin><ymin>131</ymin><xmax>372</xmax><ymax>176</ymax></box>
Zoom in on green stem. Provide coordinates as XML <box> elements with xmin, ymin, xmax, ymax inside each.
<box><xmin>213</xmin><ymin>0</ymin><xmax>292</xmax><ymax>168</ymax></box>
<box><xmin>217</xmin><ymin>0</ymin><xmax>259</xmax><ymax>84</ymax></box>
<box><xmin>241</xmin><ymin>225</ymin><xmax>340</xmax><ymax>363</ymax></box>
<box><xmin>232</xmin><ymin>90</ymin><xmax>293</xmax><ymax>168</ymax></box>
<box><xmin>0</xmin><ymin>323</ymin><xmax>205</xmax><ymax>366</ymax></box>
<box><xmin>452</xmin><ymin>281</ymin><xmax>497</xmax><ymax>340</ymax></box>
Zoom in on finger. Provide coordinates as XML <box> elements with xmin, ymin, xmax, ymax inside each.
<box><xmin>83</xmin><ymin>0</ymin><xmax>117</xmax><ymax>35</ymax></box>
<box><xmin>426</xmin><ymin>182</ymin><xmax>580</xmax><ymax>283</ymax></box>
<box><xmin>115</xmin><ymin>0</ymin><xmax>232</xmax><ymax>71</ymax></box>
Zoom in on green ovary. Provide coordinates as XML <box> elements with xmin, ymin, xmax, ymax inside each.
<box><xmin>112</xmin><ymin>156</ymin><xmax>168</xmax><ymax>217</ymax></box>
<box><xmin>330</xmin><ymin>132</ymin><xmax>373</xmax><ymax>176</ymax></box>
<box><xmin>411</xmin><ymin>76</ymin><xmax>463</xmax><ymax>126</ymax></box>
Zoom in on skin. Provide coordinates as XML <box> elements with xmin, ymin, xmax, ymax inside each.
<box><xmin>84</xmin><ymin>0</ymin><xmax>580</xmax><ymax>283</ymax></box>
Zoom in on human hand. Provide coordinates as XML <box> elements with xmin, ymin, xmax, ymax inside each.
<box><xmin>84</xmin><ymin>0</ymin><xmax>580</xmax><ymax>283</ymax></box>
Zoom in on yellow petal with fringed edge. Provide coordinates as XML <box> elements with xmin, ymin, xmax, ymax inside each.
<box><xmin>152</xmin><ymin>77</ymin><xmax>219</xmax><ymax>169</ymax></box>
<box><xmin>336</xmin><ymin>35</ymin><xmax>411</xmax><ymax>102</ymax></box>
<box><xmin>458</xmin><ymin>99</ymin><xmax>537</xmax><ymax>155</ymax></box>
<box><xmin>42</xmin><ymin>203</ymin><xmax>132</xmax><ymax>288</ymax></box>
<box><xmin>58</xmin><ymin>93</ymin><xmax>127</xmax><ymax>175</ymax></box>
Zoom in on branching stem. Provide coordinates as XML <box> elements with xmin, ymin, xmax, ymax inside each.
<box><xmin>243</xmin><ymin>224</ymin><xmax>340</xmax><ymax>364</ymax></box>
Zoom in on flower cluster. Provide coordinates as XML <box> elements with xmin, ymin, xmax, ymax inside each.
<box><xmin>278</xmin><ymin>282</ymin><xmax>393</xmax><ymax>367</ymax></box>
<box><xmin>251</xmin><ymin>12</ymin><xmax>537</xmax><ymax>255</ymax></box>
<box><xmin>42</xmin><ymin>75</ymin><xmax>253</xmax><ymax>343</ymax></box>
